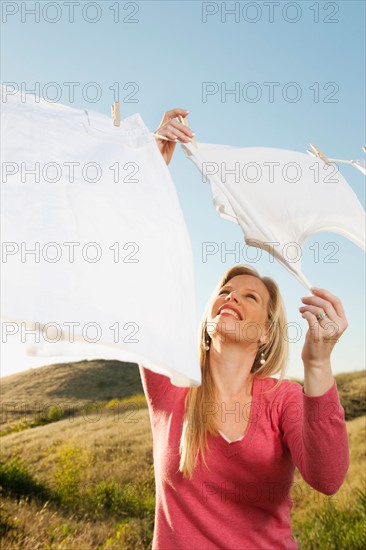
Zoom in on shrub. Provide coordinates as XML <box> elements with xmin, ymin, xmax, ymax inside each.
<box><xmin>53</xmin><ymin>445</ymin><xmax>91</xmax><ymax>508</ymax></box>
<box><xmin>89</xmin><ymin>477</ymin><xmax>155</xmax><ymax>519</ymax></box>
<box><xmin>0</xmin><ymin>457</ymin><xmax>50</xmax><ymax>501</ymax></box>
<box><xmin>105</xmin><ymin>393</ymin><xmax>147</xmax><ymax>410</ymax></box>
<box><xmin>1</xmin><ymin>405</ymin><xmax>64</xmax><ymax>437</ymax></box>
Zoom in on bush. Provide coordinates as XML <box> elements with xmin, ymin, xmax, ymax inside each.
<box><xmin>89</xmin><ymin>477</ymin><xmax>155</xmax><ymax>519</ymax></box>
<box><xmin>33</xmin><ymin>404</ymin><xmax>64</xmax><ymax>426</ymax></box>
<box><xmin>0</xmin><ymin>457</ymin><xmax>50</xmax><ymax>501</ymax></box>
<box><xmin>105</xmin><ymin>393</ymin><xmax>147</xmax><ymax>411</ymax></box>
<box><xmin>53</xmin><ymin>445</ymin><xmax>91</xmax><ymax>508</ymax></box>
<box><xmin>1</xmin><ymin>405</ymin><xmax>65</xmax><ymax>437</ymax></box>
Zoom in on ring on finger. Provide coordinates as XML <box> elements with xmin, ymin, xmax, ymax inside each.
<box><xmin>316</xmin><ymin>312</ymin><xmax>328</xmax><ymax>322</ymax></box>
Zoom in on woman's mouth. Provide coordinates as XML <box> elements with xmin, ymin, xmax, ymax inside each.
<box><xmin>218</xmin><ymin>308</ymin><xmax>242</xmax><ymax>320</ymax></box>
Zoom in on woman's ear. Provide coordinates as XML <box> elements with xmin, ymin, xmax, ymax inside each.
<box><xmin>259</xmin><ymin>321</ymin><xmax>270</xmax><ymax>346</ymax></box>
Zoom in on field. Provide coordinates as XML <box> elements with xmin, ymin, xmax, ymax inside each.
<box><xmin>1</xmin><ymin>361</ymin><xmax>365</xmax><ymax>549</ymax></box>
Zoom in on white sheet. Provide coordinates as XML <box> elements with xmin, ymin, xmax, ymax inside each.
<box><xmin>1</xmin><ymin>88</ymin><xmax>201</xmax><ymax>387</ymax></box>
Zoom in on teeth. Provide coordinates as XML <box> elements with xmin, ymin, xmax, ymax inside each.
<box><xmin>219</xmin><ymin>308</ymin><xmax>240</xmax><ymax>320</ymax></box>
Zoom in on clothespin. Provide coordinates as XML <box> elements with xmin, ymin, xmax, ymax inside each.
<box><xmin>177</xmin><ymin>115</ymin><xmax>198</xmax><ymax>148</ymax></box>
<box><xmin>111</xmin><ymin>101</ymin><xmax>121</xmax><ymax>127</ymax></box>
<box><xmin>306</xmin><ymin>143</ymin><xmax>332</xmax><ymax>165</ymax></box>
<box><xmin>306</xmin><ymin>144</ymin><xmax>366</xmax><ymax>175</ymax></box>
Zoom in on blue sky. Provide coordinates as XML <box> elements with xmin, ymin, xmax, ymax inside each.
<box><xmin>1</xmin><ymin>0</ymin><xmax>365</xmax><ymax>378</ymax></box>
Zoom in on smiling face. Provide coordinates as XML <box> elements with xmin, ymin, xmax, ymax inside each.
<box><xmin>207</xmin><ymin>274</ymin><xmax>271</xmax><ymax>346</ymax></box>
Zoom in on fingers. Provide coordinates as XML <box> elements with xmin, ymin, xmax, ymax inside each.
<box><xmin>151</xmin><ymin>132</ymin><xmax>177</xmax><ymax>142</ymax></box>
<box><xmin>310</xmin><ymin>287</ymin><xmax>346</xmax><ymax>318</ymax></box>
<box><xmin>169</xmin><ymin>119</ymin><xmax>195</xmax><ymax>141</ymax></box>
<box><xmin>299</xmin><ymin>304</ymin><xmax>331</xmax><ymax>318</ymax></box>
<box><xmin>165</xmin><ymin>108</ymin><xmax>190</xmax><ymax>119</ymax></box>
<box><xmin>159</xmin><ymin>108</ymin><xmax>189</xmax><ymax>128</ymax></box>
<box><xmin>299</xmin><ymin>295</ymin><xmax>338</xmax><ymax>320</ymax></box>
<box><xmin>301</xmin><ymin>310</ymin><xmax>340</xmax><ymax>343</ymax></box>
<box><xmin>154</xmin><ymin>126</ymin><xmax>179</xmax><ymax>142</ymax></box>
<box><xmin>299</xmin><ymin>288</ymin><xmax>348</xmax><ymax>338</ymax></box>
<box><xmin>301</xmin><ymin>310</ymin><xmax>318</xmax><ymax>330</ymax></box>
<box><xmin>155</xmin><ymin>119</ymin><xmax>195</xmax><ymax>143</ymax></box>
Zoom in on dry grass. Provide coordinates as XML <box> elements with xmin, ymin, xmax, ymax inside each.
<box><xmin>291</xmin><ymin>415</ymin><xmax>366</xmax><ymax>524</ymax></box>
<box><xmin>331</xmin><ymin>371</ymin><xmax>366</xmax><ymax>420</ymax></box>
<box><xmin>0</xmin><ymin>359</ymin><xmax>142</xmax><ymax>404</ymax></box>
<box><xmin>0</xmin><ymin>496</ymin><xmax>121</xmax><ymax>550</ymax></box>
<box><xmin>1</xmin><ymin>363</ymin><xmax>365</xmax><ymax>549</ymax></box>
<box><xmin>0</xmin><ymin>405</ymin><xmax>154</xmax><ymax>549</ymax></box>
<box><xmin>0</xmin><ymin>359</ymin><xmax>143</xmax><ymax>433</ymax></box>
<box><xmin>0</xmin><ymin>405</ymin><xmax>153</xmax><ymax>486</ymax></box>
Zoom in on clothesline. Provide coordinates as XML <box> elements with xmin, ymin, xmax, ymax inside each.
<box><xmin>153</xmin><ymin>119</ymin><xmax>366</xmax><ymax>176</ymax></box>
<box><xmin>306</xmin><ymin>143</ymin><xmax>366</xmax><ymax>175</ymax></box>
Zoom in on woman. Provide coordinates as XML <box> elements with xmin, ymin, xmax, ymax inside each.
<box><xmin>138</xmin><ymin>110</ymin><xmax>350</xmax><ymax>549</ymax></box>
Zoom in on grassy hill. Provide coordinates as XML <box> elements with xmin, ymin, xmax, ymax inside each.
<box><xmin>1</xmin><ymin>361</ymin><xmax>364</xmax><ymax>435</ymax></box>
<box><xmin>0</xmin><ymin>360</ymin><xmax>143</xmax><ymax>435</ymax></box>
<box><xmin>0</xmin><ymin>362</ymin><xmax>365</xmax><ymax>549</ymax></box>
<box><xmin>0</xmin><ymin>360</ymin><xmax>143</xmax><ymax>403</ymax></box>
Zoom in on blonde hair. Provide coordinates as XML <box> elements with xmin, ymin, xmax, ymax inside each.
<box><xmin>178</xmin><ymin>265</ymin><xmax>288</xmax><ymax>479</ymax></box>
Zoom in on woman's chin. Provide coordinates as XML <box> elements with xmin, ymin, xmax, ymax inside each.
<box><xmin>209</xmin><ymin>328</ymin><xmax>243</xmax><ymax>345</ymax></box>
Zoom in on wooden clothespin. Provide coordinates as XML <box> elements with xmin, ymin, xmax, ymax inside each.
<box><xmin>111</xmin><ymin>101</ymin><xmax>121</xmax><ymax>127</ymax></box>
<box><xmin>306</xmin><ymin>143</ymin><xmax>332</xmax><ymax>165</ymax></box>
<box><xmin>306</xmin><ymin>144</ymin><xmax>366</xmax><ymax>170</ymax></box>
<box><xmin>177</xmin><ymin>115</ymin><xmax>198</xmax><ymax>148</ymax></box>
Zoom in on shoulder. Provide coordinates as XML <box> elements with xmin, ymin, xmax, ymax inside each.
<box><xmin>257</xmin><ymin>375</ymin><xmax>303</xmax><ymax>401</ymax></box>
<box><xmin>256</xmin><ymin>376</ymin><xmax>305</xmax><ymax>424</ymax></box>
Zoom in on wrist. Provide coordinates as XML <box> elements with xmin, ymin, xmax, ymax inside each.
<box><xmin>303</xmin><ymin>361</ymin><xmax>334</xmax><ymax>396</ymax></box>
<box><xmin>302</xmin><ymin>358</ymin><xmax>332</xmax><ymax>370</ymax></box>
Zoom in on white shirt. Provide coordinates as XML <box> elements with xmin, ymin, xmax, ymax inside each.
<box><xmin>181</xmin><ymin>142</ymin><xmax>365</xmax><ymax>290</ymax></box>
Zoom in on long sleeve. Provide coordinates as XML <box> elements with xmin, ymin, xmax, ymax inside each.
<box><xmin>138</xmin><ymin>364</ymin><xmax>171</xmax><ymax>412</ymax></box>
<box><xmin>279</xmin><ymin>378</ymin><xmax>350</xmax><ymax>495</ymax></box>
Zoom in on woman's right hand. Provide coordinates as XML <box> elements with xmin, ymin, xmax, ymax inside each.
<box><xmin>154</xmin><ymin>108</ymin><xmax>195</xmax><ymax>165</ymax></box>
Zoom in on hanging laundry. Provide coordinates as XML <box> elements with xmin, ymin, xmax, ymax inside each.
<box><xmin>352</xmin><ymin>159</ymin><xmax>366</xmax><ymax>176</ymax></box>
<box><xmin>181</xmin><ymin>142</ymin><xmax>365</xmax><ymax>290</ymax></box>
<box><xmin>1</xmin><ymin>87</ymin><xmax>201</xmax><ymax>387</ymax></box>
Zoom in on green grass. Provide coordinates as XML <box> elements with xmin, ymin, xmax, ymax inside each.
<box><xmin>292</xmin><ymin>488</ymin><xmax>366</xmax><ymax>549</ymax></box>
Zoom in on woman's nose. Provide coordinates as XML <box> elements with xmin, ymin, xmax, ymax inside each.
<box><xmin>226</xmin><ymin>289</ymin><xmax>239</xmax><ymax>302</ymax></box>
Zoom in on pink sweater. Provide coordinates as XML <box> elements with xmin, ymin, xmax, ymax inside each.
<box><xmin>139</xmin><ymin>366</ymin><xmax>349</xmax><ymax>550</ymax></box>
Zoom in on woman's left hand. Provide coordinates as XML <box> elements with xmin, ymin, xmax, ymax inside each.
<box><xmin>154</xmin><ymin>108</ymin><xmax>194</xmax><ymax>165</ymax></box>
<box><xmin>299</xmin><ymin>287</ymin><xmax>348</xmax><ymax>367</ymax></box>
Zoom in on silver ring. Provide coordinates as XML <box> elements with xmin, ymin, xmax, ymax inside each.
<box><xmin>316</xmin><ymin>312</ymin><xmax>328</xmax><ymax>322</ymax></box>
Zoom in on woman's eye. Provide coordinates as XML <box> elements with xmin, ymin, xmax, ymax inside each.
<box><xmin>219</xmin><ymin>290</ymin><xmax>257</xmax><ymax>300</ymax></box>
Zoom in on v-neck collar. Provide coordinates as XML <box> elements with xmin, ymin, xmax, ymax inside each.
<box><xmin>210</xmin><ymin>374</ymin><xmax>263</xmax><ymax>458</ymax></box>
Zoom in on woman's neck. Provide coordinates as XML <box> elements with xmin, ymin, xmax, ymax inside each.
<box><xmin>209</xmin><ymin>339</ymin><xmax>256</xmax><ymax>400</ymax></box>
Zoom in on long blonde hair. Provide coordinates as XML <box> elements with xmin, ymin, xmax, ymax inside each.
<box><xmin>179</xmin><ymin>265</ymin><xmax>288</xmax><ymax>479</ymax></box>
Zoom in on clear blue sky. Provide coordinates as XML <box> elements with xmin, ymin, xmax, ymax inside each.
<box><xmin>1</xmin><ymin>0</ymin><xmax>365</xmax><ymax>378</ymax></box>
